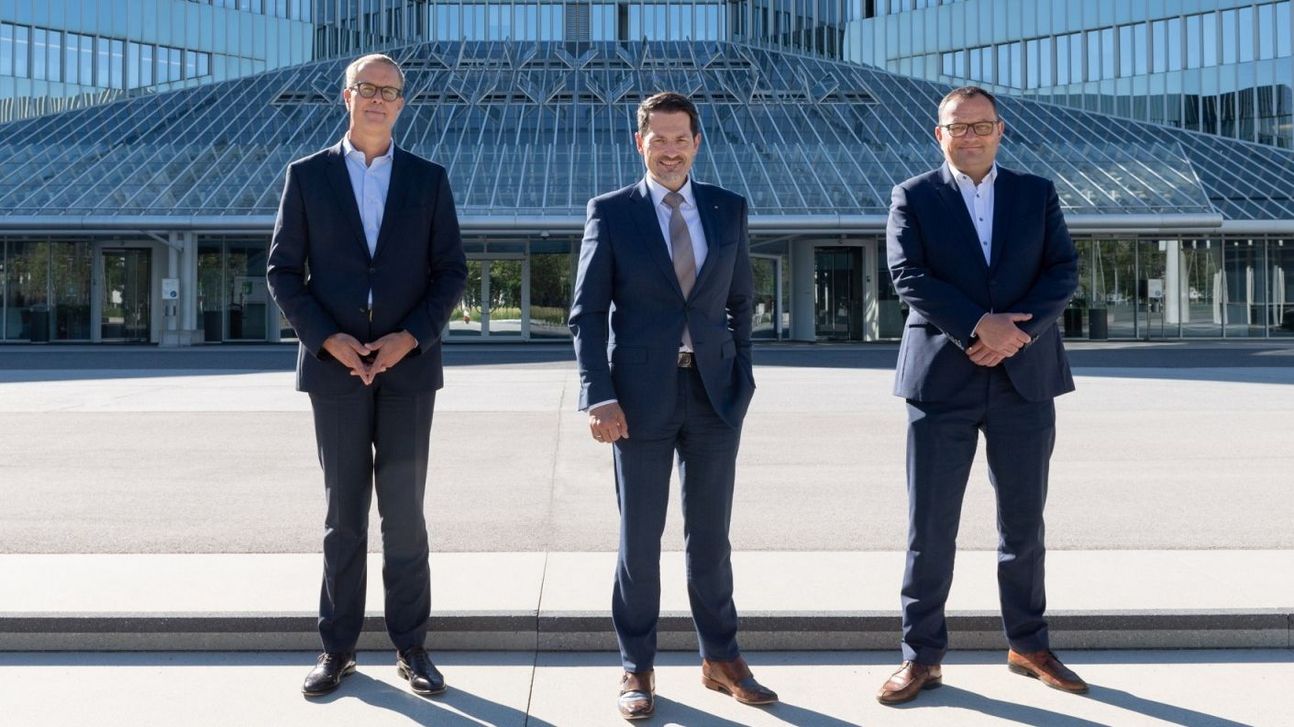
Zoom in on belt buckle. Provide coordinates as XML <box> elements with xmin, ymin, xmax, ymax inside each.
<box><xmin>677</xmin><ymin>351</ymin><xmax>694</xmax><ymax>368</ymax></box>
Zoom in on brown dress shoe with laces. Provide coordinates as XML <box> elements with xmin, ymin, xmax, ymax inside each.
<box><xmin>701</xmin><ymin>656</ymin><xmax>778</xmax><ymax>705</ymax></box>
<box><xmin>1008</xmin><ymin>649</ymin><xmax>1089</xmax><ymax>694</ymax></box>
<box><xmin>618</xmin><ymin>671</ymin><xmax>655</xmax><ymax>720</ymax></box>
<box><xmin>876</xmin><ymin>661</ymin><xmax>942</xmax><ymax>705</ymax></box>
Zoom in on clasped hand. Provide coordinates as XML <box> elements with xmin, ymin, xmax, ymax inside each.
<box><xmin>322</xmin><ymin>331</ymin><xmax>417</xmax><ymax>385</ymax></box>
<box><xmin>966</xmin><ymin>312</ymin><xmax>1033</xmax><ymax>367</ymax></box>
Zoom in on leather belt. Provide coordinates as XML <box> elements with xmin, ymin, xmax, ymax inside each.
<box><xmin>677</xmin><ymin>351</ymin><xmax>695</xmax><ymax>368</ymax></box>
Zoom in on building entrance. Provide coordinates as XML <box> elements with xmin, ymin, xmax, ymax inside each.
<box><xmin>99</xmin><ymin>248</ymin><xmax>150</xmax><ymax>342</ymax></box>
<box><xmin>814</xmin><ymin>246</ymin><xmax>864</xmax><ymax>341</ymax></box>
<box><xmin>450</xmin><ymin>255</ymin><xmax>529</xmax><ymax>339</ymax></box>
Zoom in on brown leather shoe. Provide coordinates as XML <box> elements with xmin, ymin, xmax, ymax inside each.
<box><xmin>1008</xmin><ymin>649</ymin><xmax>1089</xmax><ymax>694</ymax></box>
<box><xmin>701</xmin><ymin>656</ymin><xmax>778</xmax><ymax>705</ymax></box>
<box><xmin>617</xmin><ymin>671</ymin><xmax>655</xmax><ymax>720</ymax></box>
<box><xmin>876</xmin><ymin>661</ymin><xmax>942</xmax><ymax>705</ymax></box>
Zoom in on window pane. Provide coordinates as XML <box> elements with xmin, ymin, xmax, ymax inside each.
<box><xmin>1134</xmin><ymin>22</ymin><xmax>1148</xmax><ymax>75</ymax></box>
<box><xmin>1258</xmin><ymin>2</ymin><xmax>1275</xmax><ymax>60</ymax></box>
<box><xmin>47</xmin><ymin>30</ymin><xmax>60</xmax><ymax>83</ymax></box>
<box><xmin>32</xmin><ymin>29</ymin><xmax>46</xmax><ymax>81</ymax></box>
<box><xmin>1186</xmin><ymin>14</ymin><xmax>1201</xmax><ymax>69</ymax></box>
<box><xmin>1087</xmin><ymin>29</ymin><xmax>1100</xmax><ymax>82</ymax></box>
<box><xmin>1168</xmin><ymin>17</ymin><xmax>1182</xmax><ymax>71</ymax></box>
<box><xmin>1026</xmin><ymin>39</ymin><xmax>1039</xmax><ymax>88</ymax></box>
<box><xmin>1279</xmin><ymin>2</ymin><xmax>1292</xmax><ymax>58</ymax></box>
<box><xmin>96</xmin><ymin>36</ymin><xmax>109</xmax><ymax>87</ymax></box>
<box><xmin>1202</xmin><ymin>12</ymin><xmax>1217</xmax><ymax>67</ymax></box>
<box><xmin>1056</xmin><ymin>34</ymin><xmax>1070</xmax><ymax>84</ymax></box>
<box><xmin>110</xmin><ymin>39</ymin><xmax>123</xmax><ymax>89</ymax></box>
<box><xmin>0</xmin><ymin>24</ymin><xmax>12</xmax><ymax>77</ymax></box>
<box><xmin>1039</xmin><ymin>36</ymin><xmax>1052</xmax><ymax>87</ymax></box>
<box><xmin>14</xmin><ymin>25</ymin><xmax>28</xmax><ymax>77</ymax></box>
<box><xmin>1119</xmin><ymin>24</ymin><xmax>1133</xmax><ymax>77</ymax></box>
<box><xmin>64</xmin><ymin>32</ymin><xmax>77</xmax><ymax>84</ymax></box>
<box><xmin>140</xmin><ymin>44</ymin><xmax>152</xmax><ymax>86</ymax></box>
<box><xmin>1152</xmin><ymin>20</ymin><xmax>1168</xmax><ymax>73</ymax></box>
<box><xmin>1238</xmin><ymin>6</ymin><xmax>1254</xmax><ymax>63</ymax></box>
<box><xmin>1070</xmin><ymin>32</ymin><xmax>1082</xmax><ymax>82</ymax></box>
<box><xmin>1222</xmin><ymin>9</ymin><xmax>1238</xmax><ymax>64</ymax></box>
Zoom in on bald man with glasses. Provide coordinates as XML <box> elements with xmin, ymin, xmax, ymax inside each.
<box><xmin>878</xmin><ymin>86</ymin><xmax>1084</xmax><ymax>705</ymax></box>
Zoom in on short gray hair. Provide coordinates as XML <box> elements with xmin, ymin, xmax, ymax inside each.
<box><xmin>343</xmin><ymin>53</ymin><xmax>405</xmax><ymax>91</ymax></box>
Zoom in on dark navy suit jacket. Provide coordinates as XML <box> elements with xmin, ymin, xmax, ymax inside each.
<box><xmin>569</xmin><ymin>179</ymin><xmax>756</xmax><ymax>433</ymax></box>
<box><xmin>266</xmin><ymin>142</ymin><xmax>468</xmax><ymax>395</ymax></box>
<box><xmin>886</xmin><ymin>164</ymin><xmax>1078</xmax><ymax>403</ymax></box>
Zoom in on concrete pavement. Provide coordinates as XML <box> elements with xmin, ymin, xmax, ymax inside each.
<box><xmin>1</xmin><ymin>342</ymin><xmax>1292</xmax><ymax>727</ymax></box>
<box><xmin>1</xmin><ymin>650</ymin><xmax>1290</xmax><ymax>726</ymax></box>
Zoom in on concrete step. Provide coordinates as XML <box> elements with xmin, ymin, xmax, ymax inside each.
<box><xmin>3</xmin><ymin>551</ymin><xmax>1291</xmax><ymax>651</ymax></box>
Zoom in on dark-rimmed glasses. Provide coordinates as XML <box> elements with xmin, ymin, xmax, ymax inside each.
<box><xmin>939</xmin><ymin>121</ymin><xmax>1000</xmax><ymax>137</ymax></box>
<box><xmin>349</xmin><ymin>82</ymin><xmax>403</xmax><ymax>102</ymax></box>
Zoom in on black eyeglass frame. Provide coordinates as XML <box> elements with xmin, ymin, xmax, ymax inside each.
<box><xmin>938</xmin><ymin>120</ymin><xmax>1002</xmax><ymax>137</ymax></box>
<box><xmin>348</xmin><ymin>82</ymin><xmax>404</xmax><ymax>102</ymax></box>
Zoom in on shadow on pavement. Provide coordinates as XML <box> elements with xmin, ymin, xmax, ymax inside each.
<box><xmin>1085</xmin><ymin>683</ymin><xmax>1254</xmax><ymax>727</ymax></box>
<box><xmin>888</xmin><ymin>684</ymin><xmax>1108</xmax><ymax>726</ymax></box>
<box><xmin>312</xmin><ymin>672</ymin><xmax>556</xmax><ymax>727</ymax></box>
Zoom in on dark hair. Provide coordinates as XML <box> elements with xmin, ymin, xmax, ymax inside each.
<box><xmin>637</xmin><ymin>92</ymin><xmax>701</xmax><ymax>136</ymax></box>
<box><xmin>938</xmin><ymin>86</ymin><xmax>999</xmax><ymax>120</ymax></box>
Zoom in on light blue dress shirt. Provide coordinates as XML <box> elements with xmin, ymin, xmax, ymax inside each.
<box><xmin>341</xmin><ymin>134</ymin><xmax>394</xmax><ymax>306</ymax></box>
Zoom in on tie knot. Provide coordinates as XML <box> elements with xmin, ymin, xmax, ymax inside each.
<box><xmin>663</xmin><ymin>191</ymin><xmax>685</xmax><ymax>210</ymax></box>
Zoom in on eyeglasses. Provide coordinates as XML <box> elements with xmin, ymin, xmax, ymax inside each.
<box><xmin>349</xmin><ymin>82</ymin><xmax>403</xmax><ymax>102</ymax></box>
<box><xmin>939</xmin><ymin>121</ymin><xmax>1000</xmax><ymax>137</ymax></box>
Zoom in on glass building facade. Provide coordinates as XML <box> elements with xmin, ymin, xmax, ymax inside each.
<box><xmin>0</xmin><ymin>0</ymin><xmax>314</xmax><ymax>122</ymax></box>
<box><xmin>0</xmin><ymin>3</ymin><xmax>1292</xmax><ymax>345</ymax></box>
<box><xmin>851</xmin><ymin>0</ymin><xmax>1294</xmax><ymax>149</ymax></box>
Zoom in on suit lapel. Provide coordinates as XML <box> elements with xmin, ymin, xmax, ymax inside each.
<box><xmin>988</xmin><ymin>167</ymin><xmax>1013</xmax><ymax>272</ymax></box>
<box><xmin>372</xmin><ymin>147</ymin><xmax>412</xmax><ymax>263</ymax></box>
<box><xmin>630</xmin><ymin>179</ymin><xmax>686</xmax><ymax>299</ymax></box>
<box><xmin>690</xmin><ymin>182</ymin><xmax>723</xmax><ymax>300</ymax></box>
<box><xmin>936</xmin><ymin>163</ymin><xmax>989</xmax><ymax>272</ymax></box>
<box><xmin>323</xmin><ymin>142</ymin><xmax>372</xmax><ymax>261</ymax></box>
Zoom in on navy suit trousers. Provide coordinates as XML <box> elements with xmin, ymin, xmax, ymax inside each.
<box><xmin>309</xmin><ymin>385</ymin><xmax>435</xmax><ymax>653</ymax></box>
<box><xmin>610</xmin><ymin>365</ymin><xmax>742</xmax><ymax>673</ymax></box>
<box><xmin>901</xmin><ymin>366</ymin><xmax>1054</xmax><ymax>664</ymax></box>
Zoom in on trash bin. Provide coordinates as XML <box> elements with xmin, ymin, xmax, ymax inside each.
<box><xmin>1087</xmin><ymin>308</ymin><xmax>1108</xmax><ymax>340</ymax></box>
<box><xmin>203</xmin><ymin>310</ymin><xmax>223</xmax><ymax>342</ymax></box>
<box><xmin>29</xmin><ymin>305</ymin><xmax>50</xmax><ymax>342</ymax></box>
<box><xmin>1062</xmin><ymin>308</ymin><xmax>1084</xmax><ymax>338</ymax></box>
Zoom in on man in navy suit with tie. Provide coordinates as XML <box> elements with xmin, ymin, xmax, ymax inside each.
<box><xmin>878</xmin><ymin>86</ymin><xmax>1086</xmax><ymax>704</ymax></box>
<box><xmin>569</xmin><ymin>92</ymin><xmax>777</xmax><ymax>719</ymax></box>
<box><xmin>267</xmin><ymin>53</ymin><xmax>466</xmax><ymax>699</ymax></box>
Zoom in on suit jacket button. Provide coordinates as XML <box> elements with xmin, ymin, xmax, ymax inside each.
<box><xmin>368</xmin><ymin>266</ymin><xmax>376</xmax><ymax>273</ymax></box>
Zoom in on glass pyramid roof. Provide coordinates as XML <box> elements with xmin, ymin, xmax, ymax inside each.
<box><xmin>1</xmin><ymin>41</ymin><xmax>1291</xmax><ymax>222</ymax></box>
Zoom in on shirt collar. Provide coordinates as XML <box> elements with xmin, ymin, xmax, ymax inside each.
<box><xmin>645</xmin><ymin>175</ymin><xmax>695</xmax><ymax>209</ymax></box>
<box><xmin>342</xmin><ymin>134</ymin><xmax>395</xmax><ymax>167</ymax></box>
<box><xmin>949</xmin><ymin>161</ymin><xmax>997</xmax><ymax>188</ymax></box>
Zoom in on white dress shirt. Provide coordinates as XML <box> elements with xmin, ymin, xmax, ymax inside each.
<box><xmin>341</xmin><ymin>134</ymin><xmax>394</xmax><ymax>306</ymax></box>
<box><xmin>949</xmin><ymin>161</ymin><xmax>997</xmax><ymax>265</ymax></box>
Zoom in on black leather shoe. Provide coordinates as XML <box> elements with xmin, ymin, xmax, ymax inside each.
<box><xmin>397</xmin><ymin>646</ymin><xmax>447</xmax><ymax>696</ymax></box>
<box><xmin>302</xmin><ymin>651</ymin><xmax>356</xmax><ymax>697</ymax></box>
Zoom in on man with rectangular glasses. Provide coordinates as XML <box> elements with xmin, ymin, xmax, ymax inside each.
<box><xmin>267</xmin><ymin>53</ymin><xmax>467</xmax><ymax>699</ymax></box>
<box><xmin>878</xmin><ymin>86</ymin><xmax>1084</xmax><ymax>705</ymax></box>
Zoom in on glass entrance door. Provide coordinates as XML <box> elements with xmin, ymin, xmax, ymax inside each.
<box><xmin>450</xmin><ymin>256</ymin><xmax>528</xmax><ymax>338</ymax></box>
<box><xmin>101</xmin><ymin>248</ymin><xmax>150</xmax><ymax>341</ymax></box>
<box><xmin>814</xmin><ymin>247</ymin><xmax>863</xmax><ymax>340</ymax></box>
